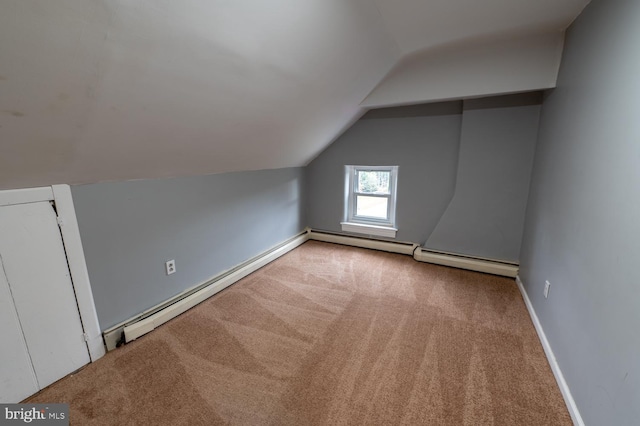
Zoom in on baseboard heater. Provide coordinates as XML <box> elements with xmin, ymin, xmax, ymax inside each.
<box><xmin>102</xmin><ymin>231</ymin><xmax>310</xmax><ymax>350</ymax></box>
<box><xmin>307</xmin><ymin>229</ymin><xmax>418</xmax><ymax>255</ymax></box>
<box><xmin>308</xmin><ymin>229</ymin><xmax>518</xmax><ymax>278</ymax></box>
<box><xmin>413</xmin><ymin>248</ymin><xmax>519</xmax><ymax>278</ymax></box>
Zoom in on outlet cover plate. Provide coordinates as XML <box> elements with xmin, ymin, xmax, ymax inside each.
<box><xmin>165</xmin><ymin>259</ymin><xmax>176</xmax><ymax>275</ymax></box>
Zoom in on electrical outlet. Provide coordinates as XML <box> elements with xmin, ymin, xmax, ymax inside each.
<box><xmin>165</xmin><ymin>259</ymin><xmax>176</xmax><ymax>275</ymax></box>
<box><xmin>544</xmin><ymin>280</ymin><xmax>551</xmax><ymax>299</ymax></box>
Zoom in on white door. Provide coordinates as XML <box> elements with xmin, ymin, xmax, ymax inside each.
<box><xmin>0</xmin><ymin>201</ymin><xmax>90</xmax><ymax>400</ymax></box>
<box><xmin>0</xmin><ymin>264</ymin><xmax>39</xmax><ymax>402</ymax></box>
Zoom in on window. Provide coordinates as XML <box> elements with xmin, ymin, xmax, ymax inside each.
<box><xmin>342</xmin><ymin>165</ymin><xmax>398</xmax><ymax>238</ymax></box>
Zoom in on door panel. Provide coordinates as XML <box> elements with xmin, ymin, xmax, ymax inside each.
<box><xmin>0</xmin><ymin>202</ymin><xmax>90</xmax><ymax>391</ymax></box>
<box><xmin>0</xmin><ymin>264</ymin><xmax>39</xmax><ymax>402</ymax></box>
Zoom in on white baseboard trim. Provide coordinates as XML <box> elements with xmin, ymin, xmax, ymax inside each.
<box><xmin>104</xmin><ymin>231</ymin><xmax>309</xmax><ymax>349</ymax></box>
<box><xmin>308</xmin><ymin>230</ymin><xmax>518</xmax><ymax>277</ymax></box>
<box><xmin>516</xmin><ymin>276</ymin><xmax>584</xmax><ymax>426</ymax></box>
<box><xmin>308</xmin><ymin>229</ymin><xmax>417</xmax><ymax>255</ymax></box>
<box><xmin>414</xmin><ymin>248</ymin><xmax>519</xmax><ymax>278</ymax></box>
<box><xmin>340</xmin><ymin>222</ymin><xmax>398</xmax><ymax>238</ymax></box>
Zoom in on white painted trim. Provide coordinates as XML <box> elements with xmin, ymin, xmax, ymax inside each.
<box><xmin>122</xmin><ymin>232</ymin><xmax>309</xmax><ymax>344</ymax></box>
<box><xmin>413</xmin><ymin>248</ymin><xmax>518</xmax><ymax>277</ymax></box>
<box><xmin>309</xmin><ymin>229</ymin><xmax>416</xmax><ymax>255</ymax></box>
<box><xmin>340</xmin><ymin>222</ymin><xmax>398</xmax><ymax>238</ymax></box>
<box><xmin>345</xmin><ymin>165</ymin><xmax>399</xmax><ymax>228</ymax></box>
<box><xmin>0</xmin><ymin>187</ymin><xmax>53</xmax><ymax>206</ymax></box>
<box><xmin>51</xmin><ymin>185</ymin><xmax>105</xmax><ymax>362</ymax></box>
<box><xmin>421</xmin><ymin>247</ymin><xmax>519</xmax><ymax>266</ymax></box>
<box><xmin>0</xmin><ymin>185</ymin><xmax>105</xmax><ymax>362</ymax></box>
<box><xmin>516</xmin><ymin>276</ymin><xmax>584</xmax><ymax>426</ymax></box>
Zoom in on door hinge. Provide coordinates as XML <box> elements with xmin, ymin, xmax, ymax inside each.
<box><xmin>82</xmin><ymin>333</ymin><xmax>90</xmax><ymax>342</ymax></box>
<box><xmin>56</xmin><ymin>216</ymin><xmax>64</xmax><ymax>228</ymax></box>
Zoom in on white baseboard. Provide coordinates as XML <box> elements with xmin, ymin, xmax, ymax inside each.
<box><xmin>516</xmin><ymin>276</ymin><xmax>584</xmax><ymax>426</ymax></box>
<box><xmin>414</xmin><ymin>248</ymin><xmax>518</xmax><ymax>278</ymax></box>
<box><xmin>103</xmin><ymin>231</ymin><xmax>309</xmax><ymax>349</ymax></box>
<box><xmin>308</xmin><ymin>229</ymin><xmax>417</xmax><ymax>255</ymax></box>
<box><xmin>340</xmin><ymin>222</ymin><xmax>397</xmax><ymax>238</ymax></box>
<box><xmin>308</xmin><ymin>230</ymin><xmax>518</xmax><ymax>277</ymax></box>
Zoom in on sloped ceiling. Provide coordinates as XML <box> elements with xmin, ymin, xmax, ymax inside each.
<box><xmin>372</xmin><ymin>0</ymin><xmax>591</xmax><ymax>54</ymax></box>
<box><xmin>0</xmin><ymin>0</ymin><xmax>589</xmax><ymax>189</ymax></box>
<box><xmin>361</xmin><ymin>32</ymin><xmax>567</xmax><ymax>108</ymax></box>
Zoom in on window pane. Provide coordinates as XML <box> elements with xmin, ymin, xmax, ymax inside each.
<box><xmin>357</xmin><ymin>171</ymin><xmax>390</xmax><ymax>194</ymax></box>
<box><xmin>356</xmin><ymin>196</ymin><xmax>388</xmax><ymax>219</ymax></box>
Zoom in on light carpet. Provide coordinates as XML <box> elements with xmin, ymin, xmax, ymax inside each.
<box><xmin>29</xmin><ymin>241</ymin><xmax>571</xmax><ymax>425</ymax></box>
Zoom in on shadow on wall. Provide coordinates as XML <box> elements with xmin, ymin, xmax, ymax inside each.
<box><xmin>425</xmin><ymin>93</ymin><xmax>542</xmax><ymax>262</ymax></box>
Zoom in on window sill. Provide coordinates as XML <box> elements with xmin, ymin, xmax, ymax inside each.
<box><xmin>340</xmin><ymin>222</ymin><xmax>397</xmax><ymax>238</ymax></box>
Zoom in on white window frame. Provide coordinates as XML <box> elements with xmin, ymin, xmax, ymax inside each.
<box><xmin>341</xmin><ymin>165</ymin><xmax>398</xmax><ymax>238</ymax></box>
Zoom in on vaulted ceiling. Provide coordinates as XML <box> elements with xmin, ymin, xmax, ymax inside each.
<box><xmin>373</xmin><ymin>0</ymin><xmax>590</xmax><ymax>54</ymax></box>
<box><xmin>0</xmin><ymin>0</ymin><xmax>589</xmax><ymax>189</ymax></box>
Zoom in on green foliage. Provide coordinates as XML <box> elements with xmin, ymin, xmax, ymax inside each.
<box><xmin>358</xmin><ymin>171</ymin><xmax>390</xmax><ymax>194</ymax></box>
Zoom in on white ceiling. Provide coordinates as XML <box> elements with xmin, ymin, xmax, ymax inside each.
<box><xmin>373</xmin><ymin>0</ymin><xmax>591</xmax><ymax>53</ymax></box>
<box><xmin>362</xmin><ymin>32</ymin><xmax>566</xmax><ymax>108</ymax></box>
<box><xmin>0</xmin><ymin>0</ymin><xmax>589</xmax><ymax>188</ymax></box>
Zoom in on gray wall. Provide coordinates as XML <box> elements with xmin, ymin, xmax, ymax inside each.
<box><xmin>306</xmin><ymin>102</ymin><xmax>462</xmax><ymax>243</ymax></box>
<box><xmin>72</xmin><ymin>168</ymin><xmax>305</xmax><ymax>330</ymax></box>
<box><xmin>426</xmin><ymin>97</ymin><xmax>541</xmax><ymax>262</ymax></box>
<box><xmin>519</xmin><ymin>0</ymin><xmax>640</xmax><ymax>424</ymax></box>
<box><xmin>307</xmin><ymin>95</ymin><xmax>540</xmax><ymax>262</ymax></box>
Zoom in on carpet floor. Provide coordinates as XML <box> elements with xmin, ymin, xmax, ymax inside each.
<box><xmin>29</xmin><ymin>241</ymin><xmax>571</xmax><ymax>425</ymax></box>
